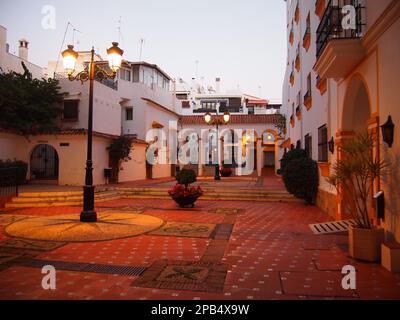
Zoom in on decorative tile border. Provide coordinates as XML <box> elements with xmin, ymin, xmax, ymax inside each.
<box><xmin>133</xmin><ymin>260</ymin><xmax>228</xmax><ymax>293</ymax></box>
<box><xmin>149</xmin><ymin>222</ymin><xmax>216</xmax><ymax>239</ymax></box>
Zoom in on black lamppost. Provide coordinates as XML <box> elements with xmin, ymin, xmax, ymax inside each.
<box><xmin>62</xmin><ymin>43</ymin><xmax>124</xmax><ymax>222</ymax></box>
<box><xmin>204</xmin><ymin>108</ymin><xmax>231</xmax><ymax>180</ymax></box>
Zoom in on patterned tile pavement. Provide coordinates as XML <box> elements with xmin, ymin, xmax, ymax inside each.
<box><xmin>0</xmin><ymin>195</ymin><xmax>399</xmax><ymax>300</ymax></box>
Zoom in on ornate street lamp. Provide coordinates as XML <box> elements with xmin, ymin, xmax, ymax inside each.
<box><xmin>62</xmin><ymin>43</ymin><xmax>124</xmax><ymax>222</ymax></box>
<box><xmin>381</xmin><ymin>116</ymin><xmax>395</xmax><ymax>148</ymax></box>
<box><xmin>204</xmin><ymin>108</ymin><xmax>231</xmax><ymax>180</ymax></box>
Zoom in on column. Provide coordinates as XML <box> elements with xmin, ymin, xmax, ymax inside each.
<box><xmin>198</xmin><ymin>138</ymin><xmax>204</xmax><ymax>177</ymax></box>
<box><xmin>257</xmin><ymin>139</ymin><xmax>263</xmax><ymax>177</ymax></box>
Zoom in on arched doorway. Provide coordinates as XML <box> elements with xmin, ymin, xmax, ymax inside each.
<box><xmin>30</xmin><ymin>144</ymin><xmax>59</xmax><ymax>181</ymax></box>
<box><xmin>342</xmin><ymin>75</ymin><xmax>371</xmax><ymax>132</ymax></box>
<box><xmin>339</xmin><ymin>75</ymin><xmax>372</xmax><ymax>219</ymax></box>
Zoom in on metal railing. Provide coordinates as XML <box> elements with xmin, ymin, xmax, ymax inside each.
<box><xmin>316</xmin><ymin>0</ymin><xmax>365</xmax><ymax>57</ymax></box>
<box><xmin>0</xmin><ymin>167</ymin><xmax>19</xmax><ymax>206</ymax></box>
<box><xmin>54</xmin><ymin>72</ymin><xmax>118</xmax><ymax>90</ymax></box>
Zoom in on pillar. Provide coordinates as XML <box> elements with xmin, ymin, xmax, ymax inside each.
<box><xmin>257</xmin><ymin>139</ymin><xmax>263</xmax><ymax>177</ymax></box>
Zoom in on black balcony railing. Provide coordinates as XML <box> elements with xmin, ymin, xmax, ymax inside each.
<box><xmin>96</xmin><ymin>78</ymin><xmax>118</xmax><ymax>90</ymax></box>
<box><xmin>219</xmin><ymin>106</ymin><xmax>243</xmax><ymax>113</ymax></box>
<box><xmin>316</xmin><ymin>0</ymin><xmax>365</xmax><ymax>57</ymax></box>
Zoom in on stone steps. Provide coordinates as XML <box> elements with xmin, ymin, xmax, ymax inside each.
<box><xmin>5</xmin><ymin>187</ymin><xmax>300</xmax><ymax>208</ymax></box>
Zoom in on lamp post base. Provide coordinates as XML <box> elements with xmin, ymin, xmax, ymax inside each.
<box><xmin>80</xmin><ymin>210</ymin><xmax>97</xmax><ymax>222</ymax></box>
<box><xmin>80</xmin><ymin>185</ymin><xmax>97</xmax><ymax>222</ymax></box>
<box><xmin>214</xmin><ymin>165</ymin><xmax>221</xmax><ymax>181</ymax></box>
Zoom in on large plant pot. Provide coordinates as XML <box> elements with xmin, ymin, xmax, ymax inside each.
<box><xmin>171</xmin><ymin>194</ymin><xmax>201</xmax><ymax>208</ymax></box>
<box><xmin>349</xmin><ymin>226</ymin><xmax>385</xmax><ymax>262</ymax></box>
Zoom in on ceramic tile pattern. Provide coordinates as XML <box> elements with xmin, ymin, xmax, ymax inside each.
<box><xmin>0</xmin><ymin>178</ymin><xmax>399</xmax><ymax>300</ymax></box>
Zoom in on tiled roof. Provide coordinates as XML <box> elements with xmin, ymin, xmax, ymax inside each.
<box><xmin>179</xmin><ymin>114</ymin><xmax>279</xmax><ymax>125</ymax></box>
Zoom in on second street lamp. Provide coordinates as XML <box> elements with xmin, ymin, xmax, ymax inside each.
<box><xmin>62</xmin><ymin>43</ymin><xmax>124</xmax><ymax>222</ymax></box>
<box><xmin>204</xmin><ymin>108</ymin><xmax>231</xmax><ymax>181</ymax></box>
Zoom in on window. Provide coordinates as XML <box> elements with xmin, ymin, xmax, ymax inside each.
<box><xmin>63</xmin><ymin>100</ymin><xmax>79</xmax><ymax>121</ymax></box>
<box><xmin>125</xmin><ymin>108</ymin><xmax>133</xmax><ymax>121</ymax></box>
<box><xmin>119</xmin><ymin>69</ymin><xmax>131</xmax><ymax>82</ymax></box>
<box><xmin>318</xmin><ymin>125</ymin><xmax>328</xmax><ymax>162</ymax></box>
<box><xmin>305</xmin><ymin>134</ymin><xmax>312</xmax><ymax>158</ymax></box>
<box><xmin>133</xmin><ymin>65</ymin><xmax>140</xmax><ymax>82</ymax></box>
<box><xmin>176</xmin><ymin>94</ymin><xmax>188</xmax><ymax>100</ymax></box>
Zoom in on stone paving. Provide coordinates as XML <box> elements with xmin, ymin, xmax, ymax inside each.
<box><xmin>0</xmin><ymin>182</ymin><xmax>399</xmax><ymax>300</ymax></box>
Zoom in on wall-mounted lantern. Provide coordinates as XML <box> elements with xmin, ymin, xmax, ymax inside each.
<box><xmin>328</xmin><ymin>137</ymin><xmax>335</xmax><ymax>154</ymax></box>
<box><xmin>381</xmin><ymin>116</ymin><xmax>394</xmax><ymax>148</ymax></box>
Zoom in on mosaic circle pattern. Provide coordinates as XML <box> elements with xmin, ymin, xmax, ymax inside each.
<box><xmin>5</xmin><ymin>211</ymin><xmax>164</xmax><ymax>242</ymax></box>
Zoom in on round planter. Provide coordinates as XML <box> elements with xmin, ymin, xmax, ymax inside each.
<box><xmin>349</xmin><ymin>226</ymin><xmax>385</xmax><ymax>262</ymax></box>
<box><xmin>171</xmin><ymin>194</ymin><xmax>201</xmax><ymax>208</ymax></box>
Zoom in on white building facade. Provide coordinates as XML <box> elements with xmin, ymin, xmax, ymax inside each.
<box><xmin>282</xmin><ymin>0</ymin><xmax>400</xmax><ymax>242</ymax></box>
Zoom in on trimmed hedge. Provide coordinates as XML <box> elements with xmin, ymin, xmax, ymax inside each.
<box><xmin>280</xmin><ymin>149</ymin><xmax>308</xmax><ymax>172</ymax></box>
<box><xmin>283</xmin><ymin>157</ymin><xmax>319</xmax><ymax>204</ymax></box>
<box><xmin>0</xmin><ymin>160</ymin><xmax>28</xmax><ymax>185</ymax></box>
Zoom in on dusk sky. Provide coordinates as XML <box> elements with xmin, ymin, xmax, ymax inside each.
<box><xmin>0</xmin><ymin>0</ymin><xmax>287</xmax><ymax>101</ymax></box>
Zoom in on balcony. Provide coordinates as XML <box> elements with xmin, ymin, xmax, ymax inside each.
<box><xmin>316</xmin><ymin>76</ymin><xmax>327</xmax><ymax>95</ymax></box>
<box><xmin>219</xmin><ymin>106</ymin><xmax>243</xmax><ymax>113</ymax></box>
<box><xmin>303</xmin><ymin>27</ymin><xmax>311</xmax><ymax>52</ymax></box>
<box><xmin>315</xmin><ymin>0</ymin><xmax>326</xmax><ymax>19</ymax></box>
<box><xmin>294</xmin><ymin>4</ymin><xmax>300</xmax><ymax>24</ymax></box>
<box><xmin>289</xmin><ymin>71</ymin><xmax>295</xmax><ymax>86</ymax></box>
<box><xmin>314</xmin><ymin>0</ymin><xmax>366</xmax><ymax>80</ymax></box>
<box><xmin>96</xmin><ymin>78</ymin><xmax>118</xmax><ymax>91</ymax></box>
<box><xmin>295</xmin><ymin>53</ymin><xmax>301</xmax><ymax>72</ymax></box>
<box><xmin>290</xmin><ymin>115</ymin><xmax>295</xmax><ymax>128</ymax></box>
<box><xmin>289</xmin><ymin>28</ymin><xmax>294</xmax><ymax>46</ymax></box>
<box><xmin>304</xmin><ymin>90</ymin><xmax>312</xmax><ymax>110</ymax></box>
<box><xmin>296</xmin><ymin>106</ymin><xmax>301</xmax><ymax>120</ymax></box>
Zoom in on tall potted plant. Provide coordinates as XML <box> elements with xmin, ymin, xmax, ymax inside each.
<box><xmin>169</xmin><ymin>169</ymin><xmax>203</xmax><ymax>208</ymax></box>
<box><xmin>328</xmin><ymin>132</ymin><xmax>388</xmax><ymax>262</ymax></box>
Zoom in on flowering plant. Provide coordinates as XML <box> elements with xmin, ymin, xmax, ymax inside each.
<box><xmin>168</xmin><ymin>184</ymin><xmax>203</xmax><ymax>198</ymax></box>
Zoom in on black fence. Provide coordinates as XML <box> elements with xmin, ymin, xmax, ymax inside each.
<box><xmin>0</xmin><ymin>167</ymin><xmax>19</xmax><ymax>206</ymax></box>
<box><xmin>316</xmin><ymin>0</ymin><xmax>365</xmax><ymax>57</ymax></box>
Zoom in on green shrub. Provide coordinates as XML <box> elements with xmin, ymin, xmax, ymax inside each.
<box><xmin>175</xmin><ymin>169</ymin><xmax>197</xmax><ymax>188</ymax></box>
<box><xmin>280</xmin><ymin>149</ymin><xmax>308</xmax><ymax>173</ymax></box>
<box><xmin>0</xmin><ymin>160</ymin><xmax>28</xmax><ymax>184</ymax></box>
<box><xmin>276</xmin><ymin>169</ymin><xmax>282</xmax><ymax>175</ymax></box>
<box><xmin>283</xmin><ymin>157</ymin><xmax>319</xmax><ymax>204</ymax></box>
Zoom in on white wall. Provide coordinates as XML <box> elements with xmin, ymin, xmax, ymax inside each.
<box><xmin>0</xmin><ymin>25</ymin><xmax>43</xmax><ymax>79</ymax></box>
<box><xmin>58</xmin><ymin>79</ymin><xmax>122</xmax><ymax>136</ymax></box>
<box><xmin>118</xmin><ymin>143</ymin><xmax>147</xmax><ymax>182</ymax></box>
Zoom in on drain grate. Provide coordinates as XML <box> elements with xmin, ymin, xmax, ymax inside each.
<box><xmin>22</xmin><ymin>259</ymin><xmax>147</xmax><ymax>276</ymax></box>
<box><xmin>309</xmin><ymin>220</ymin><xmax>356</xmax><ymax>235</ymax></box>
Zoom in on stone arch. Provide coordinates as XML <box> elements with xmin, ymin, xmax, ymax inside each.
<box><xmin>341</xmin><ymin>73</ymin><xmax>372</xmax><ymax>133</ymax></box>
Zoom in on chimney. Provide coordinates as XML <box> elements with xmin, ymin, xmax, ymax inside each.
<box><xmin>215</xmin><ymin>77</ymin><xmax>221</xmax><ymax>93</ymax></box>
<box><xmin>18</xmin><ymin>39</ymin><xmax>29</xmax><ymax>60</ymax></box>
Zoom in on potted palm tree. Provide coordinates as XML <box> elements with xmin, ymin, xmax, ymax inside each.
<box><xmin>328</xmin><ymin>132</ymin><xmax>388</xmax><ymax>262</ymax></box>
<box><xmin>169</xmin><ymin>169</ymin><xmax>203</xmax><ymax>208</ymax></box>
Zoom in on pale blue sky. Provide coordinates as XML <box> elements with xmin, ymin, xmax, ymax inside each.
<box><xmin>0</xmin><ymin>0</ymin><xmax>287</xmax><ymax>100</ymax></box>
